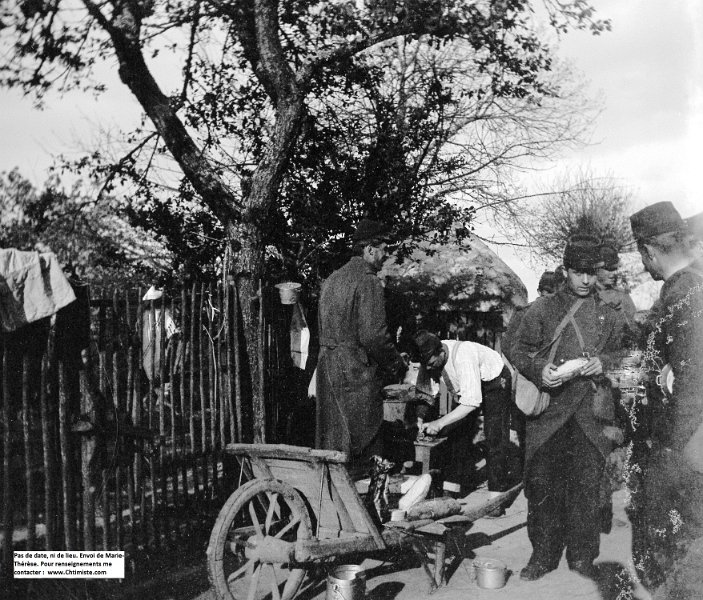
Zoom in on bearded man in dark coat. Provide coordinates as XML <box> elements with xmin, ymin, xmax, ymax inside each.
<box><xmin>316</xmin><ymin>219</ymin><xmax>406</xmax><ymax>469</ymax></box>
<box><xmin>629</xmin><ymin>202</ymin><xmax>703</xmax><ymax>599</ymax></box>
<box><xmin>511</xmin><ymin>234</ymin><xmax>623</xmax><ymax>581</ymax></box>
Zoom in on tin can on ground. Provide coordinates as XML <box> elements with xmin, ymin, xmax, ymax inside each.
<box><xmin>473</xmin><ymin>557</ymin><xmax>507</xmax><ymax>589</ymax></box>
<box><xmin>326</xmin><ymin>565</ymin><xmax>366</xmax><ymax>600</ymax></box>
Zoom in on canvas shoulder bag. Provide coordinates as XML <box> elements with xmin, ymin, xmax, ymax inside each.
<box><xmin>510</xmin><ymin>298</ymin><xmax>585</xmax><ymax>417</ymax></box>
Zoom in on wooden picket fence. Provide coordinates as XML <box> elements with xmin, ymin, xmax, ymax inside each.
<box><xmin>0</xmin><ymin>281</ymin><xmax>297</xmax><ymax>579</ymax></box>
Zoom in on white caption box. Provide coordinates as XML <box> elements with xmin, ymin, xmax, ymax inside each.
<box><xmin>14</xmin><ymin>550</ymin><xmax>125</xmax><ymax>579</ymax></box>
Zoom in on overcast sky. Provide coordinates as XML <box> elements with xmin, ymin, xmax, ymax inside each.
<box><xmin>1</xmin><ymin>1</ymin><xmax>701</xmax><ymax>297</ymax></box>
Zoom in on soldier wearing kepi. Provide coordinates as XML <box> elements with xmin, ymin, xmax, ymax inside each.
<box><xmin>511</xmin><ymin>234</ymin><xmax>623</xmax><ymax>582</ymax></box>
<box><xmin>316</xmin><ymin>219</ymin><xmax>407</xmax><ymax>471</ymax></box>
<box><xmin>629</xmin><ymin>202</ymin><xmax>703</xmax><ymax>599</ymax></box>
<box><xmin>596</xmin><ymin>241</ymin><xmax>637</xmax><ymax>328</ymax></box>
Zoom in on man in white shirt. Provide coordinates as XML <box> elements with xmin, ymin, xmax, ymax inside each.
<box><xmin>414</xmin><ymin>330</ymin><xmax>512</xmax><ymax>494</ymax></box>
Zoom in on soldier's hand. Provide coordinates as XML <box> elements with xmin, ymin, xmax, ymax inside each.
<box><xmin>580</xmin><ymin>357</ymin><xmax>603</xmax><ymax>377</ymax></box>
<box><xmin>421</xmin><ymin>420</ymin><xmax>442</xmax><ymax>436</ymax></box>
<box><xmin>542</xmin><ymin>363</ymin><xmax>562</xmax><ymax>388</ymax></box>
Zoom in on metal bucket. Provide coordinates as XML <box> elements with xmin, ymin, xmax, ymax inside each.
<box><xmin>275</xmin><ymin>282</ymin><xmax>301</xmax><ymax>304</ymax></box>
<box><xmin>473</xmin><ymin>557</ymin><xmax>507</xmax><ymax>589</ymax></box>
<box><xmin>326</xmin><ymin>565</ymin><xmax>366</xmax><ymax>600</ymax></box>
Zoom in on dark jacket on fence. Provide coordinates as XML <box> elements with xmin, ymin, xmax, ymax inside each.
<box><xmin>316</xmin><ymin>257</ymin><xmax>405</xmax><ymax>456</ymax></box>
<box><xmin>511</xmin><ymin>290</ymin><xmax>623</xmax><ymax>464</ymax></box>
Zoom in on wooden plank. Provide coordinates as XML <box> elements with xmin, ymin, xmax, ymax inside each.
<box><xmin>224</xmin><ymin>443</ymin><xmax>348</xmax><ymax>464</ymax></box>
<box><xmin>328</xmin><ymin>464</ymin><xmax>373</xmax><ymax>535</ymax></box>
<box><xmin>328</xmin><ymin>464</ymin><xmax>384</xmax><ymax>548</ymax></box>
<box><xmin>294</xmin><ymin>534</ymin><xmax>379</xmax><ymax>562</ymax></box>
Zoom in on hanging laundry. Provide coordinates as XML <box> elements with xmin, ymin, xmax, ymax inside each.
<box><xmin>290</xmin><ymin>301</ymin><xmax>310</xmax><ymax>370</ymax></box>
<box><xmin>0</xmin><ymin>248</ymin><xmax>76</xmax><ymax>332</ymax></box>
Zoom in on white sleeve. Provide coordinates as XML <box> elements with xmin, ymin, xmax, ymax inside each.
<box><xmin>454</xmin><ymin>344</ymin><xmax>483</xmax><ymax>407</ymax></box>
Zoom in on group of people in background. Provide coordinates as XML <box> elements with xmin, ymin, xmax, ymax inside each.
<box><xmin>315</xmin><ymin>203</ymin><xmax>703</xmax><ymax>598</ymax></box>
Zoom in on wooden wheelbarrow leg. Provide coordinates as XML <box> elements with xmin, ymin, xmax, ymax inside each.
<box><xmin>434</xmin><ymin>539</ymin><xmax>446</xmax><ymax>587</ymax></box>
<box><xmin>410</xmin><ymin>539</ymin><xmax>439</xmax><ymax>594</ymax></box>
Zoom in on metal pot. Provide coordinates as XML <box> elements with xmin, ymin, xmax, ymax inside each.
<box><xmin>326</xmin><ymin>565</ymin><xmax>366</xmax><ymax>600</ymax></box>
<box><xmin>473</xmin><ymin>557</ymin><xmax>507</xmax><ymax>589</ymax></box>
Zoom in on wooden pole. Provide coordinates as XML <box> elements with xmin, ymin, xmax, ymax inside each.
<box><xmin>22</xmin><ymin>354</ymin><xmax>36</xmax><ymax>550</ymax></box>
<box><xmin>232</xmin><ymin>282</ymin><xmax>243</xmax><ymax>443</ymax></box>
<box><xmin>198</xmin><ymin>283</ymin><xmax>206</xmax><ymax>452</ymax></box>
<box><xmin>59</xmin><ymin>360</ymin><xmax>76</xmax><ymax>549</ymax></box>
<box><xmin>188</xmin><ymin>283</ymin><xmax>196</xmax><ymax>454</ymax></box>
<box><xmin>40</xmin><ymin>354</ymin><xmax>55</xmax><ymax>550</ymax></box>
<box><xmin>258</xmin><ymin>280</ymin><xmax>266</xmax><ymax>443</ymax></box>
<box><xmin>2</xmin><ymin>343</ymin><xmax>13</xmax><ymax>573</ymax></box>
<box><xmin>225</xmin><ymin>281</ymin><xmax>235</xmax><ymax>444</ymax></box>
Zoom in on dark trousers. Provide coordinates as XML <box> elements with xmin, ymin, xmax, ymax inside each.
<box><xmin>525</xmin><ymin>417</ymin><xmax>604</xmax><ymax>568</ymax></box>
<box><xmin>483</xmin><ymin>366</ymin><xmax>512</xmax><ymax>492</ymax></box>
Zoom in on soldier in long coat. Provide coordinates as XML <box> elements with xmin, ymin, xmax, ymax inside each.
<box><xmin>511</xmin><ymin>234</ymin><xmax>623</xmax><ymax>581</ymax></box>
<box><xmin>316</xmin><ymin>220</ymin><xmax>406</xmax><ymax>467</ymax></box>
<box><xmin>630</xmin><ymin>202</ymin><xmax>703</xmax><ymax>599</ymax></box>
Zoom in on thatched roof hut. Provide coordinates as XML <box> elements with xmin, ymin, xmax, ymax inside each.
<box><xmin>381</xmin><ymin>236</ymin><xmax>527</xmax><ymax>349</ymax></box>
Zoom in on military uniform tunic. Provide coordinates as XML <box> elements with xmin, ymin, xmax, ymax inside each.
<box><xmin>511</xmin><ymin>289</ymin><xmax>622</xmax><ymax>568</ymax></box>
<box><xmin>638</xmin><ymin>259</ymin><xmax>703</xmax><ymax>598</ymax></box>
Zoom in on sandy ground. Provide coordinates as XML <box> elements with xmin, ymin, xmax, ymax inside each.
<box><xmin>191</xmin><ymin>487</ymin><xmax>652</xmax><ymax>600</ymax></box>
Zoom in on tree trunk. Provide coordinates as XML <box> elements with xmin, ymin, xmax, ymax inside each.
<box><xmin>228</xmin><ymin>97</ymin><xmax>305</xmax><ymax>443</ymax></box>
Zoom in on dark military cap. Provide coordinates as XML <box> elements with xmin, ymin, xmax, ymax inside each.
<box><xmin>563</xmin><ymin>234</ymin><xmax>603</xmax><ymax>271</ymax></box>
<box><xmin>686</xmin><ymin>211</ymin><xmax>703</xmax><ymax>242</ymax></box>
<box><xmin>600</xmin><ymin>244</ymin><xmax>619</xmax><ymax>270</ymax></box>
<box><xmin>629</xmin><ymin>201</ymin><xmax>685</xmax><ymax>241</ymax></box>
<box><xmin>413</xmin><ymin>330</ymin><xmax>443</xmax><ymax>365</ymax></box>
<box><xmin>352</xmin><ymin>219</ymin><xmax>392</xmax><ymax>244</ymax></box>
<box><xmin>537</xmin><ymin>271</ymin><xmax>555</xmax><ymax>293</ymax></box>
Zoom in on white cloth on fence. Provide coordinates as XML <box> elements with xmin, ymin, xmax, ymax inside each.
<box><xmin>290</xmin><ymin>301</ymin><xmax>310</xmax><ymax>370</ymax></box>
<box><xmin>142</xmin><ymin>308</ymin><xmax>178</xmax><ymax>380</ymax></box>
<box><xmin>0</xmin><ymin>248</ymin><xmax>76</xmax><ymax>332</ymax></box>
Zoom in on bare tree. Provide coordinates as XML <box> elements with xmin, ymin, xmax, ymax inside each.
<box><xmin>518</xmin><ymin>168</ymin><xmax>634</xmax><ymax>261</ymax></box>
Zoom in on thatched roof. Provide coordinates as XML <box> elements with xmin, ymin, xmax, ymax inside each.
<box><xmin>381</xmin><ymin>236</ymin><xmax>528</xmax><ymax>316</ymax></box>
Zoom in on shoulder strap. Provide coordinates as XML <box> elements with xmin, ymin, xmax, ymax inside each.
<box><xmin>545</xmin><ymin>298</ymin><xmax>586</xmax><ymax>364</ymax></box>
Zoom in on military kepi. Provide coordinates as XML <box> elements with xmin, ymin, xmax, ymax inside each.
<box><xmin>352</xmin><ymin>219</ymin><xmax>392</xmax><ymax>244</ymax></box>
<box><xmin>537</xmin><ymin>271</ymin><xmax>555</xmax><ymax>293</ymax></box>
<box><xmin>629</xmin><ymin>201</ymin><xmax>685</xmax><ymax>241</ymax></box>
<box><xmin>563</xmin><ymin>234</ymin><xmax>602</xmax><ymax>270</ymax></box>
<box><xmin>599</xmin><ymin>244</ymin><xmax>619</xmax><ymax>270</ymax></box>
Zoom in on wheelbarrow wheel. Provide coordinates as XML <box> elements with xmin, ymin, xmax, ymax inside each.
<box><xmin>207</xmin><ymin>478</ymin><xmax>312</xmax><ymax>600</ymax></box>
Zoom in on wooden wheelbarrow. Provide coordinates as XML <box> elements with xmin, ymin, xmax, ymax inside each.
<box><xmin>206</xmin><ymin>443</ymin><xmax>522</xmax><ymax>600</ymax></box>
